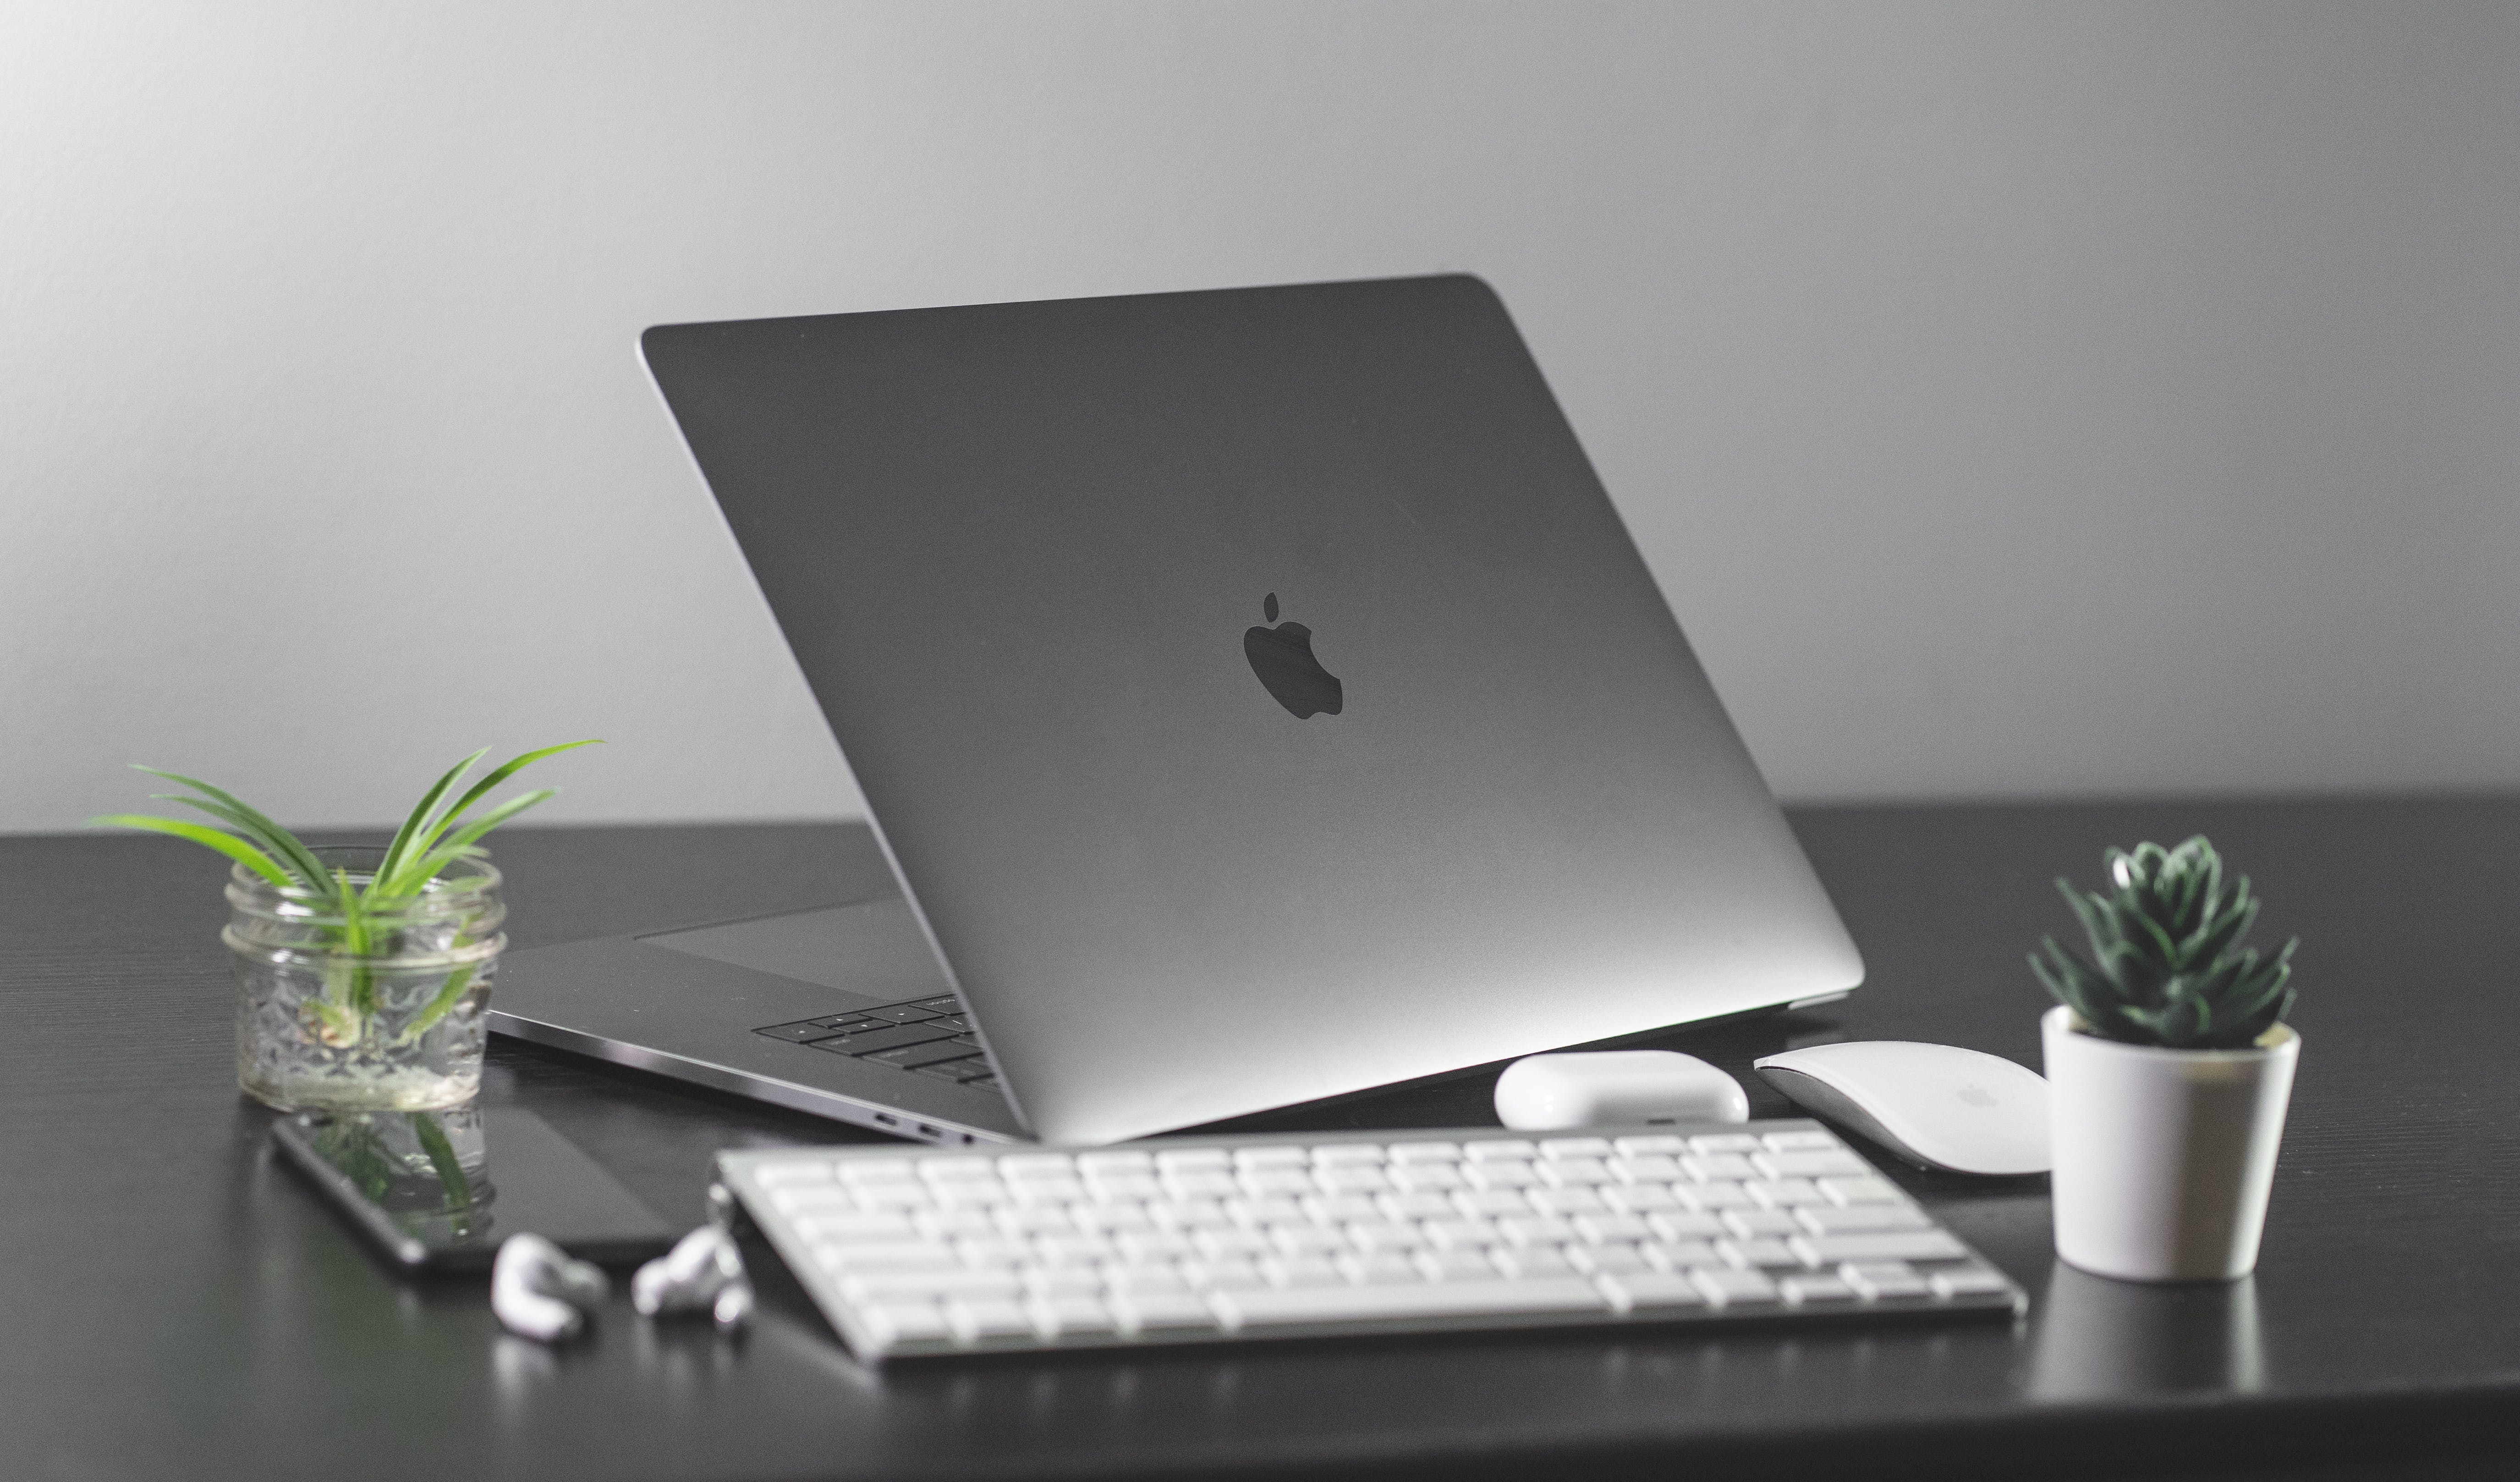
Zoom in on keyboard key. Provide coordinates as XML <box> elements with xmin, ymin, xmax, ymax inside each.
<box><xmin>1234</xmin><ymin>1146</ymin><xmax>1310</xmax><ymax>1169</ymax></box>
<box><xmin>757</xmin><ymin>1021</ymin><xmax>849</xmax><ymax>1044</ymax></box>
<box><xmin>1496</xmin><ymin>1215</ymin><xmax>1578</xmax><ymax>1247</ymax></box>
<box><xmin>1161</xmin><ymin>1172</ymin><xmax>1240</xmax><ymax>1201</ymax></box>
<box><xmin>1110</xmin><ymin>1292</ymin><xmax>1217</xmax><ymax>1335</ymax></box>
<box><xmin>1604</xmin><ymin>1183</ymin><xmax>1683</xmax><ymax>1213</ymax></box>
<box><xmin>1300</xmin><ymin>1194</ymin><xmax>1382</xmax><ymax>1225</ymax></box>
<box><xmin>1268</xmin><ymin>1226</ymin><xmax>1348</xmax><ymax>1258</ymax></box>
<box><xmin>1643</xmin><ymin>1239</ymin><xmax>1722</xmax><ymax>1270</ymax></box>
<box><xmin>1345</xmin><ymin>1221</ymin><xmax>1428</xmax><ymax>1254</ymax></box>
<box><xmin>752</xmin><ymin>1158</ymin><xmax>837</xmax><ymax>1186</ymax></box>
<box><xmin>1378</xmin><ymin>1191</ymin><xmax>1458</xmax><ymax>1220</ymax></box>
<box><xmin>1387</xmin><ymin>1141</ymin><xmax>1460</xmax><ymax>1163</ymax></box>
<box><xmin>1719</xmin><ymin>1239</ymin><xmax>1804</xmax><ymax>1269</ymax></box>
<box><xmin>843</xmin><ymin>1269</ymin><xmax>1024</xmax><ymax>1302</ymax></box>
<box><xmin>1755</xmin><ymin>1150</ymin><xmax>1871</xmax><ymax>1180</ymax></box>
<box><xmin>910</xmin><ymin>995</ymin><xmax>962</xmax><ymax>1011</ymax></box>
<box><xmin>869</xmin><ymin>1040</ymin><xmax>986</xmax><ymax>1069</ymax></box>
<box><xmin>1791</xmin><ymin>1231</ymin><xmax>1967</xmax><ymax>1265</ymax></box>
<box><xmin>1494</xmin><ymin>1245</ymin><xmax>1580</xmax><ymax>1279</ymax></box>
<box><xmin>1682</xmin><ymin>1153</ymin><xmax>1757</xmax><ymax>1181</ymax></box>
<box><xmin>1154</xmin><ymin>1148</ymin><xmax>1231</xmax><ymax>1172</ymax></box>
<box><xmin>1612</xmin><ymin>1135</ymin><xmax>1689</xmax><ymax>1156</ymax></box>
<box><xmin>862</xmin><ymin>1005</ymin><xmax>943</xmax><ymax>1024</ymax></box>
<box><xmin>1645</xmin><ymin>1210</ymin><xmax>1725</xmax><ymax>1241</ymax></box>
<box><xmin>1423</xmin><ymin>1219</ymin><xmax>1502</xmax><ymax>1250</ymax></box>
<box><xmin>1689</xmin><ymin>1134</ymin><xmax>1764</xmax><ymax>1154</ymax></box>
<box><xmin>1340</xmin><ymin>1252</ymin><xmax>1426</xmax><ymax>1284</ymax></box>
<box><xmin>863</xmin><ymin>1300</ymin><xmax>951</xmax><ymax>1346</ymax></box>
<box><xmin>1840</xmin><ymin>1261</ymin><xmax>1930</xmax><ymax>1300</ymax></box>
<box><xmin>1463</xmin><ymin>1139</ymin><xmax>1538</xmax><ymax>1161</ymax></box>
<box><xmin>1796</xmin><ymin>1204</ymin><xmax>1932</xmax><ymax>1235</ymax></box>
<box><xmin>1312</xmin><ymin>1143</ymin><xmax>1386</xmax><ymax>1166</ymax></box>
<box><xmin>1077</xmin><ymin>1150</ymin><xmax>1155</xmax><ymax>1174</ymax></box>
<box><xmin>1929</xmin><ymin>1266</ymin><xmax>2014</xmax><ymax>1299</ymax></box>
<box><xmin>1746</xmin><ymin>1178</ymin><xmax>1826</xmax><ymax>1208</ymax></box>
<box><xmin>1215</xmin><ymin>1279</ymin><xmax>1607</xmax><ymax>1331</ymax></box>
<box><xmin>1315</xmin><ymin>1167</ymin><xmax>1392</xmax><ymax>1194</ymax></box>
<box><xmin>1573</xmin><ymin>1212</ymin><xmax>1652</xmax><ymax>1243</ymax></box>
<box><xmin>946</xmin><ymin>1298</ymin><xmax>1037</xmax><ymax>1341</ymax></box>
<box><xmin>813</xmin><ymin>1240</ymin><xmax>958</xmax><ymax>1274</ymax></box>
<box><xmin>816</xmin><ymin>1022</ymin><xmax>962</xmax><ymax>1056</ymax></box>
<box><xmin>1260</xmin><ymin>1256</ymin><xmax>1346</xmax><ymax>1288</ymax></box>
<box><xmin>1722</xmin><ymin>1209</ymin><xmax>1802</xmax><ymax>1239</ymax></box>
<box><xmin>1763</xmin><ymin>1130</ymin><xmax>1841</xmax><ymax>1150</ymax></box>
<box><xmin>1389</xmin><ymin>1164</ymin><xmax>1466</xmax><ymax>1192</ymax></box>
<box><xmin>1690</xmin><ymin>1267</ymin><xmax>1780</xmax><ymax>1305</ymax></box>
<box><xmin>1689</xmin><ymin>1182</ymin><xmax>1755</xmax><ymax>1210</ymax></box>
<box><xmin>1453</xmin><ymin>1189</ymin><xmax>1533</xmax><ymax>1220</ymax></box>
<box><xmin>1779</xmin><ymin>1275</ymin><xmax>1860</xmax><ymax>1305</ymax></box>
<box><xmin>1465</xmin><ymin>1162</ymin><xmax>1541</xmax><ymax>1190</ymax></box>
<box><xmin>1537</xmin><ymin>1158</ymin><xmax>1613</xmax><ymax>1187</ymax></box>
<box><xmin>915</xmin><ymin>1058</ymin><xmax>989</xmax><ymax>1081</ymax></box>
<box><xmin>1417</xmin><ymin>1249</ymin><xmax>1503</xmax><ymax>1282</ymax></box>
<box><xmin>1566</xmin><ymin>1242</ymin><xmax>1651</xmax><ymax>1276</ymax></box>
<box><xmin>767</xmin><ymin>1185</ymin><xmax>858</xmax><ymax>1215</ymax></box>
<box><xmin>1818</xmin><ymin>1176</ymin><xmax>1904</xmax><ymax>1206</ymax></box>
<box><xmin>1526</xmin><ymin>1187</ymin><xmax>1608</xmax><ymax>1217</ymax></box>
<box><xmin>1600</xmin><ymin>1271</ymin><xmax>1707</xmax><ymax>1311</ymax></box>
<box><xmin>790</xmin><ymin>1211</ymin><xmax>916</xmax><ymax>1242</ymax></box>
<box><xmin>1538</xmin><ymin>1137</ymin><xmax>1613</xmax><ymax>1160</ymax></box>
<box><xmin>1030</xmin><ymin>1295</ymin><xmax>1116</xmax><ymax>1337</ymax></box>
<box><xmin>1609</xmin><ymin>1155</ymin><xmax>1684</xmax><ymax>1182</ymax></box>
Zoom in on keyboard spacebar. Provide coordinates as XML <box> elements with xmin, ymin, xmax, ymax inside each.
<box><xmin>1215</xmin><ymin>1280</ymin><xmax>1610</xmax><ymax>1330</ymax></box>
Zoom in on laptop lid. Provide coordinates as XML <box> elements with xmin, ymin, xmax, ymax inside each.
<box><xmin>640</xmin><ymin>274</ymin><xmax>1860</xmax><ymax>1145</ymax></box>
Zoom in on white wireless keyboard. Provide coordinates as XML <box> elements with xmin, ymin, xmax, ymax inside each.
<box><xmin>717</xmin><ymin>1119</ymin><xmax>2025</xmax><ymax>1362</ymax></box>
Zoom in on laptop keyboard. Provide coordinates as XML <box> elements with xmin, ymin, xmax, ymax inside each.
<box><xmin>756</xmin><ymin>998</ymin><xmax>997</xmax><ymax>1091</ymax></box>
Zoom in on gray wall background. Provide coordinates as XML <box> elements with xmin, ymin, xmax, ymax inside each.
<box><xmin>6</xmin><ymin>1</ymin><xmax>2515</xmax><ymax>833</ymax></box>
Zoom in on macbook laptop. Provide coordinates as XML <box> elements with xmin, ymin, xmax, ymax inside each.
<box><xmin>487</xmin><ymin>275</ymin><xmax>1862</xmax><ymax>1146</ymax></box>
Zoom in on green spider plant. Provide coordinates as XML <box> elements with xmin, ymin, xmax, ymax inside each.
<box><xmin>94</xmin><ymin>741</ymin><xmax>597</xmax><ymax>1045</ymax></box>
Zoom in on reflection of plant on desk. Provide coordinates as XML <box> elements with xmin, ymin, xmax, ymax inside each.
<box><xmin>94</xmin><ymin>742</ymin><xmax>595</xmax><ymax>1049</ymax></box>
<box><xmin>315</xmin><ymin>1112</ymin><xmax>475</xmax><ymax>1210</ymax></box>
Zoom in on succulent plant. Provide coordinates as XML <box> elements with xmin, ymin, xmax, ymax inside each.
<box><xmin>2031</xmin><ymin>835</ymin><xmax>2296</xmax><ymax>1051</ymax></box>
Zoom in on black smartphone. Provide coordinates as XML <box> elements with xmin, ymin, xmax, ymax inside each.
<box><xmin>272</xmin><ymin>1105</ymin><xmax>677</xmax><ymax>1273</ymax></box>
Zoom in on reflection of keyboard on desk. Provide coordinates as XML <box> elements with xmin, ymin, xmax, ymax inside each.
<box><xmin>719</xmin><ymin>1119</ymin><xmax>2026</xmax><ymax>1363</ymax></box>
<box><xmin>755</xmin><ymin>997</ymin><xmax>996</xmax><ymax>1090</ymax></box>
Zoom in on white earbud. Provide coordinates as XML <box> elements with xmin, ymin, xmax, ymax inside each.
<box><xmin>632</xmin><ymin>1225</ymin><xmax>752</xmax><ymax>1332</ymax></box>
<box><xmin>492</xmin><ymin>1233</ymin><xmax>610</xmax><ymax>1344</ymax></box>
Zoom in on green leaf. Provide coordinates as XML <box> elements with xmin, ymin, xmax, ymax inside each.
<box><xmin>374</xmin><ymin>748</ymin><xmax>489</xmax><ymax>897</ymax></box>
<box><xmin>401</xmin><ymin>788</ymin><xmax>558</xmax><ymax>886</ymax></box>
<box><xmin>407</xmin><ymin>741</ymin><xmax>601</xmax><ymax>871</ymax></box>
<box><xmin>411</xmin><ymin>1112</ymin><xmax>474</xmax><ymax>1210</ymax></box>
<box><xmin>88</xmin><ymin>815</ymin><xmax>295</xmax><ymax>889</ymax></box>
<box><xmin>396</xmin><ymin>964</ymin><xmax>478</xmax><ymax>1046</ymax></box>
<box><xmin>129</xmin><ymin>766</ymin><xmax>334</xmax><ymax>895</ymax></box>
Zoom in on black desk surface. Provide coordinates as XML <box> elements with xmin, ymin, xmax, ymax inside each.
<box><xmin>6</xmin><ymin>797</ymin><xmax>2519</xmax><ymax>1481</ymax></box>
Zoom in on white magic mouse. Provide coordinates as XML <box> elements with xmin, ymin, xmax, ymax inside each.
<box><xmin>1752</xmin><ymin>1041</ymin><xmax>2050</xmax><ymax>1176</ymax></box>
<box><xmin>1493</xmin><ymin>1050</ymin><xmax>1749</xmax><ymax>1131</ymax></box>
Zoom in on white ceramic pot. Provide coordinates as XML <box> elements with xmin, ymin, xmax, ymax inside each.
<box><xmin>2042</xmin><ymin>1004</ymin><xmax>2300</xmax><ymax>1283</ymax></box>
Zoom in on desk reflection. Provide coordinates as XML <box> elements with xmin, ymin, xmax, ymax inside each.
<box><xmin>2029</xmin><ymin>1262</ymin><xmax>2263</xmax><ymax>1401</ymax></box>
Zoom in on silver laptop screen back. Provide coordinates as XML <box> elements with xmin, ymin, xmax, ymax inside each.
<box><xmin>642</xmin><ymin>275</ymin><xmax>1860</xmax><ymax>1144</ymax></box>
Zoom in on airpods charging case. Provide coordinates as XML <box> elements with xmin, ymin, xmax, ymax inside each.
<box><xmin>1492</xmin><ymin>1050</ymin><xmax>1750</xmax><ymax>1132</ymax></box>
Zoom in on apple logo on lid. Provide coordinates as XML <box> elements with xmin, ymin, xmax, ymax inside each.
<box><xmin>1243</xmin><ymin>593</ymin><xmax>1343</xmax><ymax>719</ymax></box>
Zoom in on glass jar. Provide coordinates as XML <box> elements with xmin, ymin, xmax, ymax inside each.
<box><xmin>226</xmin><ymin>846</ymin><xmax>507</xmax><ymax>1112</ymax></box>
